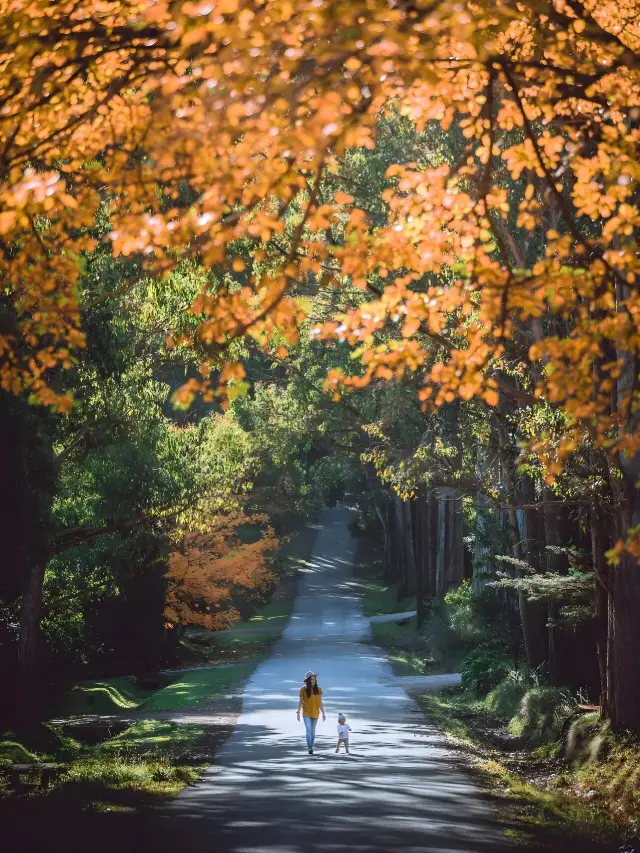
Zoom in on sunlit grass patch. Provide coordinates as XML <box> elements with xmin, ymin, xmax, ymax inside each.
<box><xmin>0</xmin><ymin>737</ymin><xmax>41</xmax><ymax>766</ymax></box>
<box><xmin>419</xmin><ymin>686</ymin><xmax>634</xmax><ymax>844</ymax></box>
<box><xmin>55</xmin><ymin>677</ymin><xmax>151</xmax><ymax>717</ymax></box>
<box><xmin>247</xmin><ymin>598</ymin><xmax>291</xmax><ymax>623</ymax></box>
<box><xmin>98</xmin><ymin>719</ymin><xmax>206</xmax><ymax>760</ymax></box>
<box><xmin>143</xmin><ymin>664</ymin><xmax>253</xmax><ymax>713</ymax></box>
<box><xmin>58</xmin><ymin>752</ymin><xmax>198</xmax><ymax>806</ymax></box>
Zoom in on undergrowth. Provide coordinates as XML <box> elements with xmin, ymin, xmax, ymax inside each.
<box><xmin>420</xmin><ymin>682</ymin><xmax>640</xmax><ymax>839</ymax></box>
<box><xmin>358</xmin><ymin>551</ymin><xmax>639</xmax><ymax>842</ymax></box>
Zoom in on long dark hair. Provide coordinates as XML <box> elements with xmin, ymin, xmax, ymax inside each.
<box><xmin>304</xmin><ymin>675</ymin><xmax>319</xmax><ymax>697</ymax></box>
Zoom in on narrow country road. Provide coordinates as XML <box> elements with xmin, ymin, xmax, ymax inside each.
<box><xmin>150</xmin><ymin>506</ymin><xmax>513</xmax><ymax>853</ymax></box>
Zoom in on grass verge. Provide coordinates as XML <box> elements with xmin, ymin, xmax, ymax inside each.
<box><xmin>2</xmin><ymin>520</ymin><xmax>316</xmax><ymax>810</ymax></box>
<box><xmin>353</xmin><ymin>544</ymin><xmax>466</xmax><ymax>676</ymax></box>
<box><xmin>54</xmin><ymin>677</ymin><xmax>153</xmax><ymax>718</ymax></box>
<box><xmin>418</xmin><ymin>687</ymin><xmax>638</xmax><ymax>850</ymax></box>
<box><xmin>142</xmin><ymin>664</ymin><xmax>254</xmax><ymax>712</ymax></box>
<box><xmin>1</xmin><ymin>662</ymin><xmax>251</xmax><ymax>810</ymax></box>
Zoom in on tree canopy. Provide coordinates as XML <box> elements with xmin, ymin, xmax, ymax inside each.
<box><xmin>2</xmin><ymin>0</ymin><xmax>640</xmax><ymax>733</ymax></box>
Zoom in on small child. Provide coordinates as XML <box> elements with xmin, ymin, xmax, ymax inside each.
<box><xmin>335</xmin><ymin>713</ymin><xmax>352</xmax><ymax>754</ymax></box>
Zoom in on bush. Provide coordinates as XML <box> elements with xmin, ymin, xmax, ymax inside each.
<box><xmin>509</xmin><ymin>686</ymin><xmax>575</xmax><ymax>744</ymax></box>
<box><xmin>485</xmin><ymin>678</ymin><xmax>527</xmax><ymax>719</ymax></box>
<box><xmin>461</xmin><ymin>649</ymin><xmax>511</xmax><ymax>695</ymax></box>
<box><xmin>442</xmin><ymin>581</ymin><xmax>485</xmax><ymax>650</ymax></box>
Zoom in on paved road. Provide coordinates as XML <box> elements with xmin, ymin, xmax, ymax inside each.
<box><xmin>150</xmin><ymin>506</ymin><xmax>512</xmax><ymax>853</ymax></box>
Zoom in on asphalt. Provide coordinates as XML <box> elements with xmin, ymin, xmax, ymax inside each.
<box><xmin>146</xmin><ymin>505</ymin><xmax>513</xmax><ymax>853</ymax></box>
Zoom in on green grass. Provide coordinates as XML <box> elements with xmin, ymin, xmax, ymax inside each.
<box><xmin>365</xmin><ymin>596</ymin><xmax>462</xmax><ymax>676</ymax></box>
<box><xmin>370</xmin><ymin>619</ymin><xmax>442</xmax><ymax>676</ymax></box>
<box><xmin>354</xmin><ymin>546</ymin><xmax>465</xmax><ymax>675</ymax></box>
<box><xmin>143</xmin><ymin>664</ymin><xmax>254</xmax><ymax>713</ymax></box>
<box><xmin>0</xmin><ymin>718</ymin><xmax>235</xmax><ymax>811</ymax></box>
<box><xmin>3</xmin><ymin>519</ymin><xmax>318</xmax><ymax>810</ymax></box>
<box><xmin>0</xmin><ymin>737</ymin><xmax>41</xmax><ymax>766</ymax></box>
<box><xmin>247</xmin><ymin>598</ymin><xmax>292</xmax><ymax>624</ymax></box>
<box><xmin>54</xmin><ymin>677</ymin><xmax>151</xmax><ymax>717</ymax></box>
<box><xmin>359</xmin><ymin>576</ymin><xmax>416</xmax><ymax>618</ymax></box>
<box><xmin>419</xmin><ymin>687</ymin><xmax>637</xmax><ymax>845</ymax></box>
<box><xmin>99</xmin><ymin>719</ymin><xmax>207</xmax><ymax>760</ymax></box>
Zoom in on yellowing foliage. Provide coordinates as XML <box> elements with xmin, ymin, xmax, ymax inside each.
<box><xmin>164</xmin><ymin>513</ymin><xmax>279</xmax><ymax>630</ymax></box>
<box><xmin>1</xmin><ymin>2</ymin><xmax>640</xmax><ymax>539</ymax></box>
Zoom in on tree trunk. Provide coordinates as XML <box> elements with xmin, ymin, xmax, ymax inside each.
<box><xmin>425</xmin><ymin>492</ymin><xmax>438</xmax><ymax>598</ymax></box>
<box><xmin>520</xmin><ymin>481</ymin><xmax>549</xmax><ymax>668</ymax></box>
<box><xmin>394</xmin><ymin>497</ymin><xmax>407</xmax><ymax>598</ymax></box>
<box><xmin>505</xmin><ymin>497</ymin><xmax>541</xmax><ymax>670</ymax></box>
<box><xmin>590</xmin><ymin>503</ymin><xmax>610</xmax><ymax>717</ymax></box>
<box><xmin>609</xmin><ymin>285</ymin><xmax>640</xmax><ymax>731</ymax></box>
<box><xmin>609</xmin><ymin>465</ymin><xmax>640</xmax><ymax>731</ymax></box>
<box><xmin>401</xmin><ymin>499</ymin><xmax>417</xmax><ymax>598</ymax></box>
<box><xmin>435</xmin><ymin>491</ymin><xmax>447</xmax><ymax>597</ymax></box>
<box><xmin>163</xmin><ymin>622</ymin><xmax>186</xmax><ymax>663</ymax></box>
<box><xmin>375</xmin><ymin>501</ymin><xmax>392</xmax><ymax>584</ymax></box>
<box><xmin>446</xmin><ymin>490</ymin><xmax>464</xmax><ymax>591</ymax></box>
<box><xmin>542</xmin><ymin>490</ymin><xmax>572</xmax><ymax>685</ymax></box>
<box><xmin>386</xmin><ymin>501</ymin><xmax>401</xmax><ymax>586</ymax></box>
<box><xmin>15</xmin><ymin>562</ymin><xmax>46</xmax><ymax>721</ymax></box>
<box><xmin>413</xmin><ymin>499</ymin><xmax>425</xmax><ymax>626</ymax></box>
<box><xmin>434</xmin><ymin>487</ymin><xmax>464</xmax><ymax>596</ymax></box>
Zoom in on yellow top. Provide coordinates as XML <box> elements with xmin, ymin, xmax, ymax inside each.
<box><xmin>299</xmin><ymin>686</ymin><xmax>323</xmax><ymax>718</ymax></box>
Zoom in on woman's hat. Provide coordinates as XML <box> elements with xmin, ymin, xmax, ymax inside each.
<box><xmin>304</xmin><ymin>670</ymin><xmax>315</xmax><ymax>680</ymax></box>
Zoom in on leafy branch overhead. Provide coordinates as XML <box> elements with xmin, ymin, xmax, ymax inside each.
<box><xmin>1</xmin><ymin>4</ymin><xmax>638</xmax><ymax>482</ymax></box>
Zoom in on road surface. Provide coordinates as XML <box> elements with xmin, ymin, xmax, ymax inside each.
<box><xmin>151</xmin><ymin>506</ymin><xmax>512</xmax><ymax>853</ymax></box>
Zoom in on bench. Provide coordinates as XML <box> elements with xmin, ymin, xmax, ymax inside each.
<box><xmin>8</xmin><ymin>763</ymin><xmax>64</xmax><ymax>792</ymax></box>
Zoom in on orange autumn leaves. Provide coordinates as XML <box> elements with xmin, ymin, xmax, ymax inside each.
<box><xmin>165</xmin><ymin>513</ymin><xmax>279</xmax><ymax>630</ymax></box>
<box><xmin>1</xmin><ymin>2</ymin><xmax>640</xmax><ymax>474</ymax></box>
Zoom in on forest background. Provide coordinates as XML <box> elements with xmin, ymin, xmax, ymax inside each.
<box><xmin>0</xmin><ymin>2</ymin><xmax>640</xmax><ymax>821</ymax></box>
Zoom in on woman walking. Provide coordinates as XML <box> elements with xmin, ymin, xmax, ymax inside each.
<box><xmin>297</xmin><ymin>671</ymin><xmax>326</xmax><ymax>754</ymax></box>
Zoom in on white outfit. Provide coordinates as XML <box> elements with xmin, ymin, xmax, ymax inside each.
<box><xmin>337</xmin><ymin>723</ymin><xmax>351</xmax><ymax>739</ymax></box>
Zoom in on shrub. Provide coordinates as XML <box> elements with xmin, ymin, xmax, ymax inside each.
<box><xmin>485</xmin><ymin>678</ymin><xmax>527</xmax><ymax>719</ymax></box>
<box><xmin>565</xmin><ymin>712</ymin><xmax>608</xmax><ymax>763</ymax></box>
<box><xmin>461</xmin><ymin>649</ymin><xmax>511</xmax><ymax>695</ymax></box>
<box><xmin>509</xmin><ymin>686</ymin><xmax>575</xmax><ymax>744</ymax></box>
<box><xmin>443</xmin><ymin>581</ymin><xmax>475</xmax><ymax>639</ymax></box>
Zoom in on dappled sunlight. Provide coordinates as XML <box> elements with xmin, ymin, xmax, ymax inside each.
<box><xmin>139</xmin><ymin>507</ymin><xmax>515</xmax><ymax>852</ymax></box>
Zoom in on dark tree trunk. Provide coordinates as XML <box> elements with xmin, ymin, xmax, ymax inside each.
<box><xmin>394</xmin><ymin>497</ymin><xmax>407</xmax><ymax>598</ymax></box>
<box><xmin>435</xmin><ymin>488</ymin><xmax>464</xmax><ymax>596</ymax></box>
<box><xmin>385</xmin><ymin>501</ymin><xmax>401</xmax><ymax>586</ymax></box>
<box><xmin>375</xmin><ymin>501</ymin><xmax>393</xmax><ymax>584</ymax></box>
<box><xmin>542</xmin><ymin>490</ymin><xmax>576</xmax><ymax>685</ymax></box>
<box><xmin>543</xmin><ymin>491</ymin><xmax>563</xmax><ymax>684</ymax></box>
<box><xmin>425</xmin><ymin>492</ymin><xmax>438</xmax><ymax>598</ymax></box>
<box><xmin>520</xmin><ymin>481</ymin><xmax>549</xmax><ymax>668</ymax></box>
<box><xmin>2</xmin><ymin>391</ymin><xmax>56</xmax><ymax>723</ymax></box>
<box><xmin>590</xmin><ymin>502</ymin><xmax>611</xmax><ymax>717</ymax></box>
<box><xmin>413</xmin><ymin>499</ymin><xmax>426</xmax><ymax>627</ymax></box>
<box><xmin>16</xmin><ymin>562</ymin><xmax>46</xmax><ymax>721</ymax></box>
<box><xmin>609</xmin><ymin>466</ymin><xmax>640</xmax><ymax>732</ymax></box>
<box><xmin>163</xmin><ymin>623</ymin><xmax>186</xmax><ymax>663</ymax></box>
<box><xmin>607</xmin><ymin>280</ymin><xmax>640</xmax><ymax>731</ymax></box>
<box><xmin>401</xmin><ymin>499</ymin><xmax>417</xmax><ymax>599</ymax></box>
